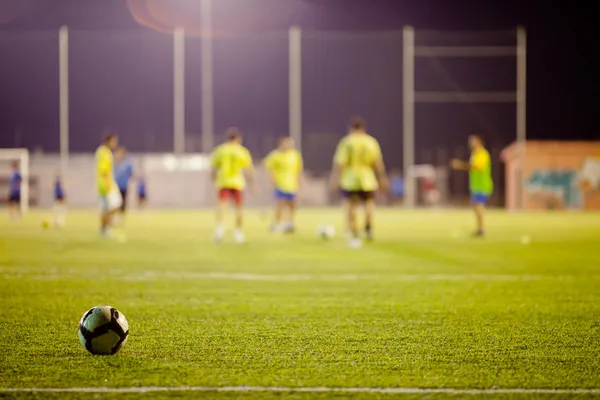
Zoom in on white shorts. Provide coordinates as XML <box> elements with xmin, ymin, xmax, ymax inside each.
<box><xmin>99</xmin><ymin>188</ymin><xmax>123</xmax><ymax>212</ymax></box>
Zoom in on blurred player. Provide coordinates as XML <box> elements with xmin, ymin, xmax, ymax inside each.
<box><xmin>113</xmin><ymin>147</ymin><xmax>134</xmax><ymax>225</ymax></box>
<box><xmin>263</xmin><ymin>136</ymin><xmax>303</xmax><ymax>233</ymax></box>
<box><xmin>53</xmin><ymin>170</ymin><xmax>67</xmax><ymax>227</ymax></box>
<box><xmin>95</xmin><ymin>132</ymin><xmax>123</xmax><ymax>238</ymax></box>
<box><xmin>210</xmin><ymin>128</ymin><xmax>255</xmax><ymax>243</ymax></box>
<box><xmin>7</xmin><ymin>161</ymin><xmax>21</xmax><ymax>220</ymax></box>
<box><xmin>331</xmin><ymin>117</ymin><xmax>388</xmax><ymax>248</ymax></box>
<box><xmin>137</xmin><ymin>174</ymin><xmax>147</xmax><ymax>211</ymax></box>
<box><xmin>451</xmin><ymin>134</ymin><xmax>493</xmax><ymax>237</ymax></box>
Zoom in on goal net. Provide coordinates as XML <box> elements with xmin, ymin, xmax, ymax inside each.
<box><xmin>0</xmin><ymin>149</ymin><xmax>30</xmax><ymax>213</ymax></box>
<box><xmin>406</xmin><ymin>164</ymin><xmax>448</xmax><ymax>207</ymax></box>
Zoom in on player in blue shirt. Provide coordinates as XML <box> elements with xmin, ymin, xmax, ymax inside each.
<box><xmin>137</xmin><ymin>174</ymin><xmax>147</xmax><ymax>211</ymax></box>
<box><xmin>113</xmin><ymin>147</ymin><xmax>135</xmax><ymax>222</ymax></box>
<box><xmin>53</xmin><ymin>170</ymin><xmax>67</xmax><ymax>227</ymax></box>
<box><xmin>8</xmin><ymin>161</ymin><xmax>22</xmax><ymax>220</ymax></box>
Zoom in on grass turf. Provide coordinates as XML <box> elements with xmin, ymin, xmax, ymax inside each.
<box><xmin>0</xmin><ymin>209</ymin><xmax>599</xmax><ymax>399</ymax></box>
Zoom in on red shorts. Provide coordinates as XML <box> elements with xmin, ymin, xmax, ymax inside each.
<box><xmin>218</xmin><ymin>188</ymin><xmax>243</xmax><ymax>205</ymax></box>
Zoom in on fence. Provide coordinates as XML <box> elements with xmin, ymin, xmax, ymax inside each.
<box><xmin>0</xmin><ymin>27</ymin><xmax>525</xmax><ymax>207</ymax></box>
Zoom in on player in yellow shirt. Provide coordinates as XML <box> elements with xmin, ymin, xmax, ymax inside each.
<box><xmin>264</xmin><ymin>136</ymin><xmax>303</xmax><ymax>233</ymax></box>
<box><xmin>210</xmin><ymin>128</ymin><xmax>255</xmax><ymax>243</ymax></box>
<box><xmin>451</xmin><ymin>134</ymin><xmax>493</xmax><ymax>237</ymax></box>
<box><xmin>331</xmin><ymin>117</ymin><xmax>388</xmax><ymax>248</ymax></box>
<box><xmin>95</xmin><ymin>132</ymin><xmax>123</xmax><ymax>238</ymax></box>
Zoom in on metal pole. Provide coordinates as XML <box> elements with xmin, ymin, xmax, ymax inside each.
<box><xmin>289</xmin><ymin>26</ymin><xmax>302</xmax><ymax>152</ymax></box>
<box><xmin>173</xmin><ymin>27</ymin><xmax>186</xmax><ymax>154</ymax></box>
<box><xmin>59</xmin><ymin>26</ymin><xmax>69</xmax><ymax>171</ymax></box>
<box><xmin>516</xmin><ymin>26</ymin><xmax>527</xmax><ymax>210</ymax></box>
<box><xmin>403</xmin><ymin>26</ymin><xmax>415</xmax><ymax>208</ymax></box>
<box><xmin>200</xmin><ymin>0</ymin><xmax>214</xmax><ymax>153</ymax></box>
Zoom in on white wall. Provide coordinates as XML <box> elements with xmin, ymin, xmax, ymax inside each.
<box><xmin>30</xmin><ymin>153</ymin><xmax>329</xmax><ymax>208</ymax></box>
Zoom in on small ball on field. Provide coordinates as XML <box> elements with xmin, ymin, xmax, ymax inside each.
<box><xmin>317</xmin><ymin>225</ymin><xmax>335</xmax><ymax>240</ymax></box>
<box><xmin>78</xmin><ymin>306</ymin><xmax>129</xmax><ymax>355</ymax></box>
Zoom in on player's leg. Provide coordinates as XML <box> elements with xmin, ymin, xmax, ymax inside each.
<box><xmin>471</xmin><ymin>193</ymin><xmax>487</xmax><ymax>236</ymax></box>
<box><xmin>114</xmin><ymin>189</ymin><xmax>127</xmax><ymax>226</ymax></box>
<box><xmin>285</xmin><ymin>195</ymin><xmax>297</xmax><ymax>233</ymax></box>
<box><xmin>53</xmin><ymin>197</ymin><xmax>67</xmax><ymax>227</ymax></box>
<box><xmin>100</xmin><ymin>198</ymin><xmax>111</xmax><ymax>235</ymax></box>
<box><xmin>342</xmin><ymin>191</ymin><xmax>361</xmax><ymax>248</ymax></box>
<box><xmin>100</xmin><ymin>189</ymin><xmax>124</xmax><ymax>238</ymax></box>
<box><xmin>137</xmin><ymin>192</ymin><xmax>147</xmax><ymax>213</ymax></box>
<box><xmin>233</xmin><ymin>190</ymin><xmax>245</xmax><ymax>243</ymax></box>
<box><xmin>271</xmin><ymin>189</ymin><xmax>285</xmax><ymax>232</ymax></box>
<box><xmin>214</xmin><ymin>189</ymin><xmax>229</xmax><ymax>242</ymax></box>
<box><xmin>363</xmin><ymin>192</ymin><xmax>375</xmax><ymax>241</ymax></box>
<box><xmin>8</xmin><ymin>193</ymin><xmax>21</xmax><ymax>220</ymax></box>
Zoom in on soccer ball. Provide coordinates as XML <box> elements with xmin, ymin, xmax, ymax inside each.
<box><xmin>317</xmin><ymin>224</ymin><xmax>335</xmax><ymax>240</ymax></box>
<box><xmin>78</xmin><ymin>306</ymin><xmax>129</xmax><ymax>355</ymax></box>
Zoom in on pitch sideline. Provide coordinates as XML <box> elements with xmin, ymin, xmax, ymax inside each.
<box><xmin>1</xmin><ymin>386</ymin><xmax>599</xmax><ymax>395</ymax></box>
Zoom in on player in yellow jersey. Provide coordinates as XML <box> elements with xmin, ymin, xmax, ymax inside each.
<box><xmin>210</xmin><ymin>128</ymin><xmax>255</xmax><ymax>243</ymax></box>
<box><xmin>95</xmin><ymin>132</ymin><xmax>123</xmax><ymax>238</ymax></box>
<box><xmin>331</xmin><ymin>117</ymin><xmax>388</xmax><ymax>248</ymax></box>
<box><xmin>451</xmin><ymin>135</ymin><xmax>493</xmax><ymax>237</ymax></box>
<box><xmin>264</xmin><ymin>136</ymin><xmax>303</xmax><ymax>233</ymax></box>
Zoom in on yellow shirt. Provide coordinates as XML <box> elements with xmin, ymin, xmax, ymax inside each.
<box><xmin>334</xmin><ymin>131</ymin><xmax>383</xmax><ymax>191</ymax></box>
<box><xmin>469</xmin><ymin>147</ymin><xmax>493</xmax><ymax>195</ymax></box>
<box><xmin>211</xmin><ymin>143</ymin><xmax>253</xmax><ymax>190</ymax></box>
<box><xmin>264</xmin><ymin>149</ymin><xmax>303</xmax><ymax>193</ymax></box>
<box><xmin>95</xmin><ymin>145</ymin><xmax>115</xmax><ymax>195</ymax></box>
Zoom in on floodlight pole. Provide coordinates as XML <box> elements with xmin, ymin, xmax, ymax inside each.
<box><xmin>289</xmin><ymin>26</ymin><xmax>302</xmax><ymax>152</ymax></box>
<box><xmin>402</xmin><ymin>26</ymin><xmax>416</xmax><ymax>208</ymax></box>
<box><xmin>173</xmin><ymin>27</ymin><xmax>186</xmax><ymax>154</ymax></box>
<box><xmin>200</xmin><ymin>0</ymin><xmax>215</xmax><ymax>153</ymax></box>
<box><xmin>59</xmin><ymin>26</ymin><xmax>69</xmax><ymax>171</ymax></box>
<box><xmin>516</xmin><ymin>26</ymin><xmax>527</xmax><ymax>210</ymax></box>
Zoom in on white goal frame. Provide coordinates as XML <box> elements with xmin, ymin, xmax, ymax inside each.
<box><xmin>0</xmin><ymin>148</ymin><xmax>29</xmax><ymax>213</ymax></box>
<box><xmin>402</xmin><ymin>26</ymin><xmax>526</xmax><ymax>209</ymax></box>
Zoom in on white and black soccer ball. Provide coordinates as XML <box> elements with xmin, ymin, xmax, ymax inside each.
<box><xmin>78</xmin><ymin>306</ymin><xmax>129</xmax><ymax>355</ymax></box>
<box><xmin>317</xmin><ymin>224</ymin><xmax>335</xmax><ymax>240</ymax></box>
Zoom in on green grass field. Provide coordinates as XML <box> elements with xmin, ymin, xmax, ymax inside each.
<box><xmin>1</xmin><ymin>209</ymin><xmax>599</xmax><ymax>399</ymax></box>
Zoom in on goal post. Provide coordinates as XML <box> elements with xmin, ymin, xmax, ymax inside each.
<box><xmin>0</xmin><ymin>148</ymin><xmax>30</xmax><ymax>213</ymax></box>
<box><xmin>402</xmin><ymin>26</ymin><xmax>526</xmax><ymax>209</ymax></box>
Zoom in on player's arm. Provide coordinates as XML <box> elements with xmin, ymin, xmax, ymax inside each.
<box><xmin>129</xmin><ymin>163</ymin><xmax>136</xmax><ymax>182</ymax></box>
<box><xmin>372</xmin><ymin>141</ymin><xmax>389</xmax><ymax>191</ymax></box>
<box><xmin>244</xmin><ymin>150</ymin><xmax>257</xmax><ymax>192</ymax></box>
<box><xmin>450</xmin><ymin>159</ymin><xmax>470</xmax><ymax>171</ymax></box>
<box><xmin>210</xmin><ymin>150</ymin><xmax>220</xmax><ymax>183</ymax></box>
<box><xmin>297</xmin><ymin>153</ymin><xmax>304</xmax><ymax>190</ymax></box>
<box><xmin>263</xmin><ymin>153</ymin><xmax>276</xmax><ymax>189</ymax></box>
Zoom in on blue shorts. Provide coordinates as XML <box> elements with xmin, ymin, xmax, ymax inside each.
<box><xmin>55</xmin><ymin>192</ymin><xmax>65</xmax><ymax>201</ymax></box>
<box><xmin>471</xmin><ymin>193</ymin><xmax>489</xmax><ymax>205</ymax></box>
<box><xmin>274</xmin><ymin>188</ymin><xmax>296</xmax><ymax>201</ymax></box>
<box><xmin>8</xmin><ymin>192</ymin><xmax>20</xmax><ymax>203</ymax></box>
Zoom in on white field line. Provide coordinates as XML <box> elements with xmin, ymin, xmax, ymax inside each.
<box><xmin>0</xmin><ymin>269</ymin><xmax>561</xmax><ymax>282</ymax></box>
<box><xmin>155</xmin><ymin>272</ymin><xmax>550</xmax><ymax>282</ymax></box>
<box><xmin>1</xmin><ymin>386</ymin><xmax>599</xmax><ymax>395</ymax></box>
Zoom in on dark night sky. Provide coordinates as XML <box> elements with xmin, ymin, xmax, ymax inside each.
<box><xmin>0</xmin><ymin>0</ymin><xmax>598</xmax><ymax>161</ymax></box>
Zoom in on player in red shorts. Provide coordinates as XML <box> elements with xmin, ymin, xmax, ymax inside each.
<box><xmin>210</xmin><ymin>128</ymin><xmax>255</xmax><ymax>243</ymax></box>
